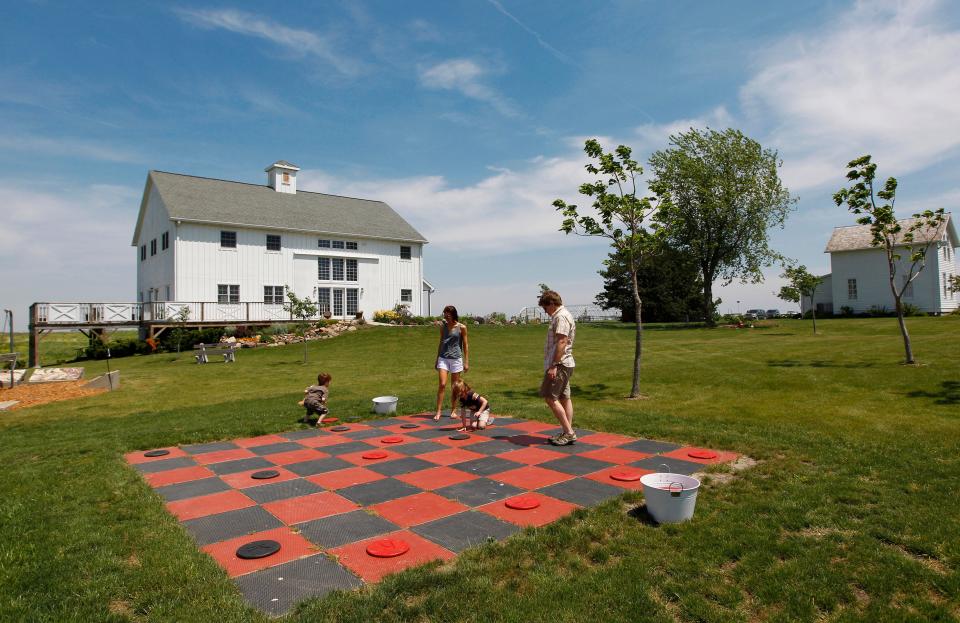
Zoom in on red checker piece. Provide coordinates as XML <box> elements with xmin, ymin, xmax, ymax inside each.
<box><xmin>688</xmin><ymin>449</ymin><xmax>718</xmax><ymax>459</ymax></box>
<box><xmin>505</xmin><ymin>495</ymin><xmax>541</xmax><ymax>510</ymax></box>
<box><xmin>321</xmin><ymin>417</ymin><xmax>339</xmax><ymax>424</ymax></box>
<box><xmin>366</xmin><ymin>538</ymin><xmax>410</xmax><ymax>558</ymax></box>
<box><xmin>610</xmin><ymin>469</ymin><xmax>644</xmax><ymax>482</ymax></box>
<box><xmin>380</xmin><ymin>436</ymin><xmax>404</xmax><ymax>444</ymax></box>
<box><xmin>362</xmin><ymin>450</ymin><xmax>389</xmax><ymax>460</ymax></box>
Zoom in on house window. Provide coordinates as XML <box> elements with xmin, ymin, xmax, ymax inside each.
<box><xmin>346</xmin><ymin>289</ymin><xmax>359</xmax><ymax>315</ymax></box>
<box><xmin>346</xmin><ymin>259</ymin><xmax>358</xmax><ymax>281</ymax></box>
<box><xmin>346</xmin><ymin>241</ymin><xmax>358</xmax><ymax>250</ymax></box>
<box><xmin>264</xmin><ymin>285</ymin><xmax>285</xmax><ymax>304</ymax></box>
<box><xmin>318</xmin><ymin>239</ymin><xmax>331</xmax><ymax>248</ymax></box>
<box><xmin>266</xmin><ymin>234</ymin><xmax>281</xmax><ymax>251</ymax></box>
<box><xmin>945</xmin><ymin>273</ymin><xmax>950</xmax><ymax>298</ymax></box>
<box><xmin>218</xmin><ymin>284</ymin><xmax>240</xmax><ymax>303</ymax></box>
<box><xmin>333</xmin><ymin>289</ymin><xmax>344</xmax><ymax>316</ymax></box>
<box><xmin>318</xmin><ymin>257</ymin><xmax>330</xmax><ymax>280</ymax></box>
<box><xmin>847</xmin><ymin>278</ymin><xmax>858</xmax><ymax>300</ymax></box>
<box><xmin>161</xmin><ymin>231</ymin><xmax>169</xmax><ymax>250</ymax></box>
<box><xmin>221</xmin><ymin>231</ymin><xmax>237</xmax><ymax>248</ymax></box>
<box><xmin>317</xmin><ymin>288</ymin><xmax>331</xmax><ymax>314</ymax></box>
<box><xmin>140</xmin><ymin>245</ymin><xmax>146</xmax><ymax>261</ymax></box>
<box><xmin>282</xmin><ymin>171</ymin><xmax>290</xmax><ymax>185</ymax></box>
<box><xmin>150</xmin><ymin>239</ymin><xmax>157</xmax><ymax>256</ymax></box>
<box><xmin>902</xmin><ymin>276</ymin><xmax>913</xmax><ymax>298</ymax></box>
<box><xmin>332</xmin><ymin>258</ymin><xmax>344</xmax><ymax>281</ymax></box>
<box><xmin>332</xmin><ymin>240</ymin><xmax>345</xmax><ymax>250</ymax></box>
<box><xmin>400</xmin><ymin>289</ymin><xmax>412</xmax><ymax>303</ymax></box>
<box><xmin>400</xmin><ymin>245</ymin><xmax>411</xmax><ymax>260</ymax></box>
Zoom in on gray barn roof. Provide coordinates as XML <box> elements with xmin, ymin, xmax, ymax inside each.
<box><xmin>135</xmin><ymin>170</ymin><xmax>427</xmax><ymax>244</ymax></box>
<box><xmin>824</xmin><ymin>214</ymin><xmax>955</xmax><ymax>252</ymax></box>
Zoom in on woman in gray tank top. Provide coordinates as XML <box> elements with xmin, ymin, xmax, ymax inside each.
<box><xmin>434</xmin><ymin>305</ymin><xmax>469</xmax><ymax>420</ymax></box>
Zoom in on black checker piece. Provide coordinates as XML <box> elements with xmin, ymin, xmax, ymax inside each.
<box><xmin>235</xmin><ymin>554</ymin><xmax>362</xmax><ymax>616</ymax></box>
<box><xmin>365</xmin><ymin>457</ymin><xmax>436</xmax><ymax>477</ymax></box>
<box><xmin>155</xmin><ymin>477</ymin><xmax>231</xmax><ymax>502</ymax></box>
<box><xmin>631</xmin><ymin>456</ymin><xmax>702</xmax><ymax>475</ymax></box>
<box><xmin>243</xmin><ymin>479</ymin><xmax>325</xmax><ymax>504</ymax></box>
<box><xmin>434</xmin><ymin>478</ymin><xmax>525</xmax><ymax>507</ymax></box>
<box><xmin>413</xmin><ymin>511</ymin><xmax>519</xmax><ymax>553</ymax></box>
<box><xmin>206</xmin><ymin>457</ymin><xmax>275</xmax><ymax>475</ymax></box>
<box><xmin>298</xmin><ymin>510</ymin><xmax>399</xmax><ymax>548</ymax></box>
<box><xmin>248</xmin><ymin>442</ymin><xmax>304</xmax><ymax>456</ymax></box>
<box><xmin>337</xmin><ymin>478</ymin><xmax>423</xmax><ymax>505</ymax></box>
<box><xmin>182</xmin><ymin>506</ymin><xmax>283</xmax><ymax>546</ymax></box>
<box><xmin>449</xmin><ymin>456</ymin><xmax>523</xmax><ymax>477</ymax></box>
<box><xmin>284</xmin><ymin>457</ymin><xmax>354</xmax><ymax>477</ymax></box>
<box><xmin>133</xmin><ymin>456</ymin><xmax>197</xmax><ymax>474</ymax></box>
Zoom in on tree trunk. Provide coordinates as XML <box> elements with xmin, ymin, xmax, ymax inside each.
<box><xmin>630</xmin><ymin>267</ymin><xmax>643</xmax><ymax>398</ymax></box>
<box><xmin>894</xmin><ymin>296</ymin><xmax>914</xmax><ymax>364</ymax></box>
<box><xmin>808</xmin><ymin>294</ymin><xmax>817</xmax><ymax>335</ymax></box>
<box><xmin>703</xmin><ymin>280</ymin><xmax>715</xmax><ymax>327</ymax></box>
<box><xmin>303</xmin><ymin>336</ymin><xmax>308</xmax><ymax>364</ymax></box>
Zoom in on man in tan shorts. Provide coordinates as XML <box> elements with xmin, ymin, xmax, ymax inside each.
<box><xmin>537</xmin><ymin>290</ymin><xmax>577</xmax><ymax>445</ymax></box>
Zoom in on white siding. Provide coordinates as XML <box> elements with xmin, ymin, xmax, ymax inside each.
<box><xmin>802</xmin><ymin>274</ymin><xmax>833</xmax><ymax>314</ymax></box>
<box><xmin>171</xmin><ymin>223</ymin><xmax>425</xmax><ymax>319</ymax></box>
<box><xmin>135</xmin><ymin>185</ymin><xmax>175</xmax><ymax>301</ymax></box>
<box><xmin>830</xmin><ymin>247</ymin><xmax>948</xmax><ymax>314</ymax></box>
<box><xmin>935</xmin><ymin>240</ymin><xmax>959</xmax><ymax>312</ymax></box>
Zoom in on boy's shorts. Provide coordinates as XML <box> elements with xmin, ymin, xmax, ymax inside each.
<box><xmin>538</xmin><ymin>365</ymin><xmax>573</xmax><ymax>399</ymax></box>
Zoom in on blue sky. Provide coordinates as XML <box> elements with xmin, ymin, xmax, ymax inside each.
<box><xmin>3</xmin><ymin>0</ymin><xmax>960</xmax><ymax>328</ymax></box>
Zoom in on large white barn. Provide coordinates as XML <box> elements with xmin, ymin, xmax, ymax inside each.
<box><xmin>131</xmin><ymin>161</ymin><xmax>431</xmax><ymax>321</ymax></box>
<box><xmin>805</xmin><ymin>215</ymin><xmax>958</xmax><ymax>315</ymax></box>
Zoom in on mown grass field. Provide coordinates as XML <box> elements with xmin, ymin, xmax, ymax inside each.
<box><xmin>1</xmin><ymin>318</ymin><xmax>958</xmax><ymax>622</ymax></box>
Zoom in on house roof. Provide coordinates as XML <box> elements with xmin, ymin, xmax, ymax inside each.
<box><xmin>265</xmin><ymin>160</ymin><xmax>299</xmax><ymax>171</ymax></box>
<box><xmin>133</xmin><ymin>170</ymin><xmax>427</xmax><ymax>245</ymax></box>
<box><xmin>824</xmin><ymin>214</ymin><xmax>956</xmax><ymax>252</ymax></box>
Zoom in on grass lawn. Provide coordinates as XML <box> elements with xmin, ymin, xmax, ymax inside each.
<box><xmin>1</xmin><ymin>318</ymin><xmax>958</xmax><ymax>622</ymax></box>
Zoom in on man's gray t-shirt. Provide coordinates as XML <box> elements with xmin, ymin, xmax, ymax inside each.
<box><xmin>544</xmin><ymin>305</ymin><xmax>576</xmax><ymax>371</ymax></box>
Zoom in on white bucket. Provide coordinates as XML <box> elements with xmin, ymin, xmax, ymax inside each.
<box><xmin>640</xmin><ymin>471</ymin><xmax>701</xmax><ymax>524</ymax></box>
<box><xmin>372</xmin><ymin>396</ymin><xmax>399</xmax><ymax>415</ymax></box>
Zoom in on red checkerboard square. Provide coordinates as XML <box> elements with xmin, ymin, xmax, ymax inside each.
<box><xmin>144</xmin><ymin>465</ymin><xmax>214</xmax><ymax>488</ymax></box>
<box><xmin>124</xmin><ymin>447</ymin><xmax>188</xmax><ymax>465</ymax></box>
<box><xmin>329</xmin><ymin>530</ymin><xmax>455</xmax><ymax>582</ymax></box>
<box><xmin>393</xmin><ymin>466</ymin><xmax>479</xmax><ymax>490</ymax></box>
<box><xmin>298</xmin><ymin>434</ymin><xmax>354</xmax><ymax>449</ymax></box>
<box><xmin>193</xmin><ymin>448</ymin><xmax>257</xmax><ymax>465</ymax></box>
<box><xmin>337</xmin><ymin>448</ymin><xmax>405</xmax><ymax>467</ymax></box>
<box><xmin>166</xmin><ymin>489</ymin><xmax>255</xmax><ymax>521</ymax></box>
<box><xmin>262</xmin><ymin>491</ymin><xmax>358</xmax><ymax>524</ymax></box>
<box><xmin>501</xmin><ymin>420</ymin><xmax>556</xmax><ymax>433</ymax></box>
<box><xmin>219</xmin><ymin>466</ymin><xmax>299</xmax><ymax>489</ymax></box>
<box><xmin>662</xmin><ymin>447</ymin><xmax>739</xmax><ymax>465</ymax></box>
<box><xmin>370</xmin><ymin>492</ymin><xmax>468</xmax><ymax>528</ymax></box>
<box><xmin>585</xmin><ymin>466</ymin><xmax>653</xmax><ymax>491</ymax></box>
<box><xmin>488</xmin><ymin>465</ymin><xmax>573</xmax><ymax>490</ymax></box>
<box><xmin>306</xmin><ymin>467</ymin><xmax>385</xmax><ymax>490</ymax></box>
<box><xmin>264</xmin><ymin>448</ymin><xmax>330</xmax><ymax>465</ymax></box>
<box><xmin>578</xmin><ymin>432</ymin><xmax>638</xmax><ymax>447</ymax></box>
<box><xmin>578</xmin><ymin>447</ymin><xmax>651</xmax><ymax>465</ymax></box>
<box><xmin>233</xmin><ymin>434</ymin><xmax>290</xmax><ymax>448</ymax></box>
<box><xmin>478</xmin><ymin>493</ymin><xmax>580</xmax><ymax>527</ymax></box>
<box><xmin>201</xmin><ymin>526</ymin><xmax>319</xmax><ymax>578</ymax></box>
<box><xmin>417</xmin><ymin>447</ymin><xmax>487</xmax><ymax>466</ymax></box>
<box><xmin>497</xmin><ymin>446</ymin><xmax>566</xmax><ymax>465</ymax></box>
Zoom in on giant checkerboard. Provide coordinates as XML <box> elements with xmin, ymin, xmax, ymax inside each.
<box><xmin>126</xmin><ymin>413</ymin><xmax>738</xmax><ymax>615</ymax></box>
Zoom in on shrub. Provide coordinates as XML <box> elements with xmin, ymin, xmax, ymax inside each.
<box><xmin>901</xmin><ymin>303</ymin><xmax>925</xmax><ymax>317</ymax></box>
<box><xmin>82</xmin><ymin>337</ymin><xmax>152</xmax><ymax>360</ymax></box>
<box><xmin>222</xmin><ymin>326</ymin><xmax>237</xmax><ymax>337</ymax></box>
<box><xmin>374</xmin><ymin>309</ymin><xmax>402</xmax><ymax>323</ymax></box>
<box><xmin>157</xmin><ymin>327</ymin><xmax>224</xmax><ymax>352</ymax></box>
<box><xmin>840</xmin><ymin>305</ymin><xmax>855</xmax><ymax>317</ymax></box>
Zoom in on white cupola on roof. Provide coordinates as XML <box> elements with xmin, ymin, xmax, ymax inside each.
<box><xmin>265</xmin><ymin>160</ymin><xmax>300</xmax><ymax>194</ymax></box>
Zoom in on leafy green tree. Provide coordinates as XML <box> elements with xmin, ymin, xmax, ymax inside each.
<box><xmin>648</xmin><ymin>127</ymin><xmax>794</xmax><ymax>326</ymax></box>
<box><xmin>777</xmin><ymin>265</ymin><xmax>824</xmax><ymax>334</ymax></box>
<box><xmin>949</xmin><ymin>275</ymin><xmax>960</xmax><ymax>296</ymax></box>
<box><xmin>284</xmin><ymin>288</ymin><xmax>319</xmax><ymax>363</ymax></box>
<box><xmin>169</xmin><ymin>306</ymin><xmax>191</xmax><ymax>356</ymax></box>
<box><xmin>595</xmin><ymin>244</ymin><xmax>704</xmax><ymax>322</ymax></box>
<box><xmin>833</xmin><ymin>155</ymin><xmax>947</xmax><ymax>364</ymax></box>
<box><xmin>553</xmin><ymin>139</ymin><xmax>656</xmax><ymax>398</ymax></box>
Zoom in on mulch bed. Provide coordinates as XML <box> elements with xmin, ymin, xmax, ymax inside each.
<box><xmin>0</xmin><ymin>381</ymin><xmax>106</xmax><ymax>410</ymax></box>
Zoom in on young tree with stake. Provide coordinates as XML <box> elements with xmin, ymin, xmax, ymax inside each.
<box><xmin>777</xmin><ymin>265</ymin><xmax>823</xmax><ymax>334</ymax></box>
<box><xmin>284</xmin><ymin>288</ymin><xmax>319</xmax><ymax>364</ymax></box>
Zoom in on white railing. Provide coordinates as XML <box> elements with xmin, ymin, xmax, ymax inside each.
<box><xmin>516</xmin><ymin>304</ymin><xmax>620</xmax><ymax>323</ymax></box>
<box><xmin>34</xmin><ymin>302</ymin><xmax>339</xmax><ymax>325</ymax></box>
<box><xmin>36</xmin><ymin>303</ymin><xmax>142</xmax><ymax>324</ymax></box>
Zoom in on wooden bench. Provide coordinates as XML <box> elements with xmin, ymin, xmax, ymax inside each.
<box><xmin>0</xmin><ymin>353</ymin><xmax>18</xmax><ymax>388</ymax></box>
<box><xmin>194</xmin><ymin>343</ymin><xmax>237</xmax><ymax>364</ymax></box>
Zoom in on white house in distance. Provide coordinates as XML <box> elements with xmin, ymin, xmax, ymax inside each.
<box><xmin>805</xmin><ymin>214</ymin><xmax>959</xmax><ymax>315</ymax></box>
<box><xmin>132</xmin><ymin>161</ymin><xmax>431</xmax><ymax>321</ymax></box>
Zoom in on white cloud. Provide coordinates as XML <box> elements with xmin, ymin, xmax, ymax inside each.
<box><xmin>741</xmin><ymin>0</ymin><xmax>960</xmax><ymax>191</ymax></box>
<box><xmin>418</xmin><ymin>58</ymin><xmax>519</xmax><ymax>117</ymax></box>
<box><xmin>0</xmin><ymin>134</ymin><xmax>140</xmax><ymax>163</ymax></box>
<box><xmin>175</xmin><ymin>8</ymin><xmax>365</xmax><ymax>77</ymax></box>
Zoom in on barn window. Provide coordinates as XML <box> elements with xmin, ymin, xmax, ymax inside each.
<box><xmin>140</xmin><ymin>245</ymin><xmax>146</xmax><ymax>261</ymax></box>
<box><xmin>346</xmin><ymin>241</ymin><xmax>358</xmax><ymax>250</ymax></box>
<box><xmin>150</xmin><ymin>239</ymin><xmax>157</xmax><ymax>256</ymax></box>
<box><xmin>332</xmin><ymin>240</ymin><xmax>345</xmax><ymax>249</ymax></box>
<box><xmin>346</xmin><ymin>259</ymin><xmax>358</xmax><ymax>281</ymax></box>
<box><xmin>400</xmin><ymin>245</ymin><xmax>411</xmax><ymax>260</ymax></box>
<box><xmin>161</xmin><ymin>231</ymin><xmax>169</xmax><ymax>250</ymax></box>
<box><xmin>218</xmin><ymin>284</ymin><xmax>240</xmax><ymax>303</ymax></box>
<box><xmin>282</xmin><ymin>171</ymin><xmax>290</xmax><ymax>185</ymax></box>
<box><xmin>400</xmin><ymin>289</ymin><xmax>412</xmax><ymax>303</ymax></box>
<box><xmin>318</xmin><ymin>239</ymin><xmax>331</xmax><ymax>248</ymax></box>
<box><xmin>220</xmin><ymin>231</ymin><xmax>237</xmax><ymax>248</ymax></box>
<box><xmin>847</xmin><ymin>279</ymin><xmax>858</xmax><ymax>300</ymax></box>
<box><xmin>264</xmin><ymin>286</ymin><xmax>285</xmax><ymax>304</ymax></box>
<box><xmin>266</xmin><ymin>234</ymin><xmax>281</xmax><ymax>251</ymax></box>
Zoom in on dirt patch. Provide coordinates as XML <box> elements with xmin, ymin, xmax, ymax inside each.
<box><xmin>0</xmin><ymin>380</ymin><xmax>106</xmax><ymax>410</ymax></box>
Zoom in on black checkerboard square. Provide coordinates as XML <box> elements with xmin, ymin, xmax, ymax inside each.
<box><xmin>322</xmin><ymin>441</ymin><xmax>381</xmax><ymax>456</ymax></box>
<box><xmin>434</xmin><ymin>478</ymin><xmax>525</xmax><ymax>507</ymax></box>
<box><xmin>284</xmin><ymin>457</ymin><xmax>354</xmax><ymax>477</ymax></box>
<box><xmin>341</xmin><ymin>428</ymin><xmax>389</xmax><ymax>441</ymax></box>
<box><xmin>365</xmin><ymin>457</ymin><xmax>436</xmax><ymax>477</ymax></box>
<box><xmin>538</xmin><ymin>455</ymin><xmax>614</xmax><ymax>476</ymax></box>
<box><xmin>412</xmin><ymin>511</ymin><xmax>519</xmax><ymax>553</ymax></box>
<box><xmin>405</xmin><ymin>428</ymin><xmax>452</xmax><ymax>440</ymax></box>
<box><xmin>631</xmin><ymin>456</ymin><xmax>701</xmax><ymax>475</ymax></box>
<box><xmin>206</xmin><ymin>457</ymin><xmax>275</xmax><ymax>475</ymax></box>
<box><xmin>133</xmin><ymin>457</ymin><xmax>197</xmax><ymax>473</ymax></box>
<box><xmin>280</xmin><ymin>428</ymin><xmax>326</xmax><ymax>441</ymax></box>
<box><xmin>248</xmin><ymin>441</ymin><xmax>305</xmax><ymax>456</ymax></box>
<box><xmin>337</xmin><ymin>478</ymin><xmax>423</xmax><ymax>505</ymax></box>
<box><xmin>537</xmin><ymin>478</ymin><xmax>623</xmax><ymax>507</ymax></box>
<box><xmin>155</xmin><ymin>477</ymin><xmax>231</xmax><ymax>502</ymax></box>
<box><xmin>243</xmin><ymin>479</ymin><xmax>325</xmax><ymax>504</ymax></box>
<box><xmin>182</xmin><ymin>506</ymin><xmax>283</xmax><ymax>546</ymax></box>
<box><xmin>297</xmin><ymin>510</ymin><xmax>400</xmax><ymax>548</ymax></box>
<box><xmin>464</xmin><ymin>439</ymin><xmax>520</xmax><ymax>455</ymax></box>
<box><xmin>364</xmin><ymin>418</ymin><xmax>406</xmax><ymax>428</ymax></box>
<box><xmin>390</xmin><ymin>441</ymin><xmax>447</xmax><ymax>456</ymax></box>
<box><xmin>181</xmin><ymin>441</ymin><xmax>239</xmax><ymax>455</ymax></box>
<box><xmin>617</xmin><ymin>439</ymin><xmax>681</xmax><ymax>454</ymax></box>
<box><xmin>235</xmin><ymin>554</ymin><xmax>362</xmax><ymax>616</ymax></box>
<box><xmin>449</xmin><ymin>456</ymin><xmax>523</xmax><ymax>477</ymax></box>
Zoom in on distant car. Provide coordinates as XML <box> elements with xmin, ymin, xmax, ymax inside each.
<box><xmin>766</xmin><ymin>309</ymin><xmax>781</xmax><ymax>318</ymax></box>
<box><xmin>744</xmin><ymin>309</ymin><xmax>766</xmax><ymax>320</ymax></box>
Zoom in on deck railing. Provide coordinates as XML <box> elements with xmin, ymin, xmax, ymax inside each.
<box><xmin>32</xmin><ymin>302</ymin><xmax>334</xmax><ymax>325</ymax></box>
